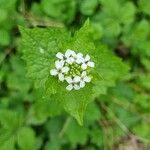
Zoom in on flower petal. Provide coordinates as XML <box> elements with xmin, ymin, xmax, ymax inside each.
<box><xmin>55</xmin><ymin>60</ymin><xmax>64</xmax><ymax>69</ymax></box>
<box><xmin>76</xmin><ymin>57</ymin><xmax>83</xmax><ymax>64</ymax></box>
<box><xmin>74</xmin><ymin>84</ymin><xmax>80</xmax><ymax>90</ymax></box>
<box><xmin>66</xmin><ymin>57</ymin><xmax>74</xmax><ymax>64</ymax></box>
<box><xmin>65</xmin><ymin>77</ymin><xmax>73</xmax><ymax>83</ymax></box>
<box><xmin>56</xmin><ymin>52</ymin><xmax>64</xmax><ymax>59</ymax></box>
<box><xmin>80</xmin><ymin>81</ymin><xmax>85</xmax><ymax>88</ymax></box>
<box><xmin>58</xmin><ymin>73</ymin><xmax>65</xmax><ymax>81</ymax></box>
<box><xmin>66</xmin><ymin>84</ymin><xmax>73</xmax><ymax>91</ymax></box>
<box><xmin>87</xmin><ymin>61</ymin><xmax>95</xmax><ymax>68</ymax></box>
<box><xmin>85</xmin><ymin>54</ymin><xmax>90</xmax><ymax>61</ymax></box>
<box><xmin>50</xmin><ymin>69</ymin><xmax>58</xmax><ymax>76</ymax></box>
<box><xmin>77</xmin><ymin>53</ymin><xmax>83</xmax><ymax>58</ymax></box>
<box><xmin>81</xmin><ymin>71</ymin><xmax>87</xmax><ymax>77</ymax></box>
<box><xmin>81</xmin><ymin>63</ymin><xmax>87</xmax><ymax>70</ymax></box>
<box><xmin>72</xmin><ymin>51</ymin><xmax>77</xmax><ymax>57</ymax></box>
<box><xmin>73</xmin><ymin>76</ymin><xmax>81</xmax><ymax>83</ymax></box>
<box><xmin>65</xmin><ymin>49</ymin><xmax>75</xmax><ymax>58</ymax></box>
<box><xmin>84</xmin><ymin>76</ymin><xmax>91</xmax><ymax>82</ymax></box>
<box><xmin>62</xmin><ymin>66</ymin><xmax>70</xmax><ymax>73</ymax></box>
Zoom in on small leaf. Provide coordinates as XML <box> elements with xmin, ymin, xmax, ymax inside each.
<box><xmin>80</xmin><ymin>0</ymin><xmax>98</xmax><ymax>16</ymax></box>
<box><xmin>17</xmin><ymin>127</ymin><xmax>36</xmax><ymax>150</ymax></box>
<box><xmin>139</xmin><ymin>0</ymin><xmax>150</xmax><ymax>15</ymax></box>
<box><xmin>120</xmin><ymin>2</ymin><xmax>136</xmax><ymax>24</ymax></box>
<box><xmin>41</xmin><ymin>0</ymin><xmax>76</xmax><ymax>23</ymax></box>
<box><xmin>65</xmin><ymin>119</ymin><xmax>89</xmax><ymax>146</ymax></box>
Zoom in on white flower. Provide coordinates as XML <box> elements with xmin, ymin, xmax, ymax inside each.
<box><xmin>81</xmin><ymin>54</ymin><xmax>95</xmax><ymax>70</ymax></box>
<box><xmin>50</xmin><ymin>60</ymin><xmax>69</xmax><ymax>81</ymax></box>
<box><xmin>79</xmin><ymin>71</ymin><xmax>91</xmax><ymax>88</ymax></box>
<box><xmin>65</xmin><ymin>49</ymin><xmax>76</xmax><ymax>57</ymax></box>
<box><xmin>65</xmin><ymin>76</ymin><xmax>81</xmax><ymax>91</ymax></box>
<box><xmin>50</xmin><ymin>49</ymin><xmax>95</xmax><ymax>91</ymax></box>
<box><xmin>70</xmin><ymin>52</ymin><xmax>84</xmax><ymax>64</ymax></box>
<box><xmin>56</xmin><ymin>49</ymin><xmax>75</xmax><ymax>64</ymax></box>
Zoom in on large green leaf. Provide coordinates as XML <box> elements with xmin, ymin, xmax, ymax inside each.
<box><xmin>20</xmin><ymin>20</ymin><xmax>128</xmax><ymax>125</ymax></box>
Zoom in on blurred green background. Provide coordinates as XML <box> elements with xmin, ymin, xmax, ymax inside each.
<box><xmin>0</xmin><ymin>0</ymin><xmax>150</xmax><ymax>150</ymax></box>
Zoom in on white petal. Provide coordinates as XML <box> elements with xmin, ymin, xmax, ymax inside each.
<box><xmin>61</xmin><ymin>66</ymin><xmax>69</xmax><ymax>73</ymax></box>
<box><xmin>65</xmin><ymin>49</ymin><xmax>75</xmax><ymax>57</ymax></box>
<box><xmin>87</xmin><ymin>61</ymin><xmax>95</xmax><ymax>68</ymax></box>
<box><xmin>58</xmin><ymin>73</ymin><xmax>64</xmax><ymax>81</ymax></box>
<box><xmin>74</xmin><ymin>84</ymin><xmax>80</xmax><ymax>90</ymax></box>
<box><xmin>84</xmin><ymin>76</ymin><xmax>91</xmax><ymax>82</ymax></box>
<box><xmin>76</xmin><ymin>58</ymin><xmax>83</xmax><ymax>64</ymax></box>
<box><xmin>55</xmin><ymin>60</ymin><xmax>64</xmax><ymax>69</ymax></box>
<box><xmin>56</xmin><ymin>52</ymin><xmax>64</xmax><ymax>59</ymax></box>
<box><xmin>80</xmin><ymin>81</ymin><xmax>85</xmax><ymax>88</ymax></box>
<box><xmin>72</xmin><ymin>52</ymin><xmax>77</xmax><ymax>57</ymax></box>
<box><xmin>77</xmin><ymin>53</ymin><xmax>83</xmax><ymax>58</ymax></box>
<box><xmin>81</xmin><ymin>71</ymin><xmax>87</xmax><ymax>77</ymax></box>
<box><xmin>66</xmin><ymin>57</ymin><xmax>74</xmax><ymax>64</ymax></box>
<box><xmin>81</xmin><ymin>63</ymin><xmax>87</xmax><ymax>70</ymax></box>
<box><xmin>85</xmin><ymin>54</ymin><xmax>90</xmax><ymax>61</ymax></box>
<box><xmin>65</xmin><ymin>77</ymin><xmax>73</xmax><ymax>83</ymax></box>
<box><xmin>50</xmin><ymin>69</ymin><xmax>58</xmax><ymax>76</ymax></box>
<box><xmin>66</xmin><ymin>84</ymin><xmax>73</xmax><ymax>91</ymax></box>
<box><xmin>73</xmin><ymin>76</ymin><xmax>81</xmax><ymax>83</ymax></box>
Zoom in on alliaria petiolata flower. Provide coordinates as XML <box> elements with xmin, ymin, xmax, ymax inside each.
<box><xmin>50</xmin><ymin>49</ymin><xmax>95</xmax><ymax>91</ymax></box>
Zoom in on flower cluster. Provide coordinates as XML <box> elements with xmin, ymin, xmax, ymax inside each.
<box><xmin>50</xmin><ymin>49</ymin><xmax>95</xmax><ymax>91</ymax></box>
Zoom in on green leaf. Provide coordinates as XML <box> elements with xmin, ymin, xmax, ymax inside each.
<box><xmin>92</xmin><ymin>46</ymin><xmax>129</xmax><ymax>96</ymax></box>
<box><xmin>44</xmin><ymin>140</ymin><xmax>61</xmax><ymax>150</ymax></box>
<box><xmin>85</xmin><ymin>102</ymin><xmax>101</xmax><ymax>123</ymax></box>
<box><xmin>19</xmin><ymin>26</ymin><xmax>69</xmax><ymax>88</ymax></box>
<box><xmin>0</xmin><ymin>110</ymin><xmax>23</xmax><ymax>147</ymax></box>
<box><xmin>26</xmin><ymin>89</ymin><xmax>64</xmax><ymax>125</ymax></box>
<box><xmin>41</xmin><ymin>0</ymin><xmax>76</xmax><ymax>23</ymax></box>
<box><xmin>45</xmin><ymin>118</ymin><xmax>65</xmax><ymax>150</ymax></box>
<box><xmin>96</xmin><ymin>14</ymin><xmax>121</xmax><ymax>37</ymax></box>
<box><xmin>0</xmin><ymin>29</ymin><xmax>10</xmax><ymax>46</ymax></box>
<box><xmin>132</xmin><ymin>19</ymin><xmax>149</xmax><ymax>40</ymax></box>
<box><xmin>132</xmin><ymin>121</ymin><xmax>150</xmax><ymax>141</ymax></box>
<box><xmin>0</xmin><ymin>0</ymin><xmax>17</xmax><ymax>30</ymax></box>
<box><xmin>51</xmin><ymin>84</ymin><xmax>93</xmax><ymax>125</ymax></box>
<box><xmin>20</xmin><ymin>20</ymin><xmax>128</xmax><ymax>125</ymax></box>
<box><xmin>95</xmin><ymin>0</ymin><xmax>136</xmax><ymax>38</ymax></box>
<box><xmin>122</xmin><ymin>19</ymin><xmax>149</xmax><ymax>47</ymax></box>
<box><xmin>0</xmin><ymin>8</ymin><xmax>8</xmax><ymax>23</ymax></box>
<box><xmin>0</xmin><ymin>138</ymin><xmax>15</xmax><ymax>150</ymax></box>
<box><xmin>138</xmin><ymin>40</ymin><xmax>150</xmax><ymax>57</ymax></box>
<box><xmin>134</xmin><ymin>93</ymin><xmax>150</xmax><ymax>113</ymax></box>
<box><xmin>141</xmin><ymin>56</ymin><xmax>150</xmax><ymax>71</ymax></box>
<box><xmin>91</xmin><ymin>22</ymin><xmax>103</xmax><ymax>40</ymax></box>
<box><xmin>7</xmin><ymin>54</ymin><xmax>31</xmax><ymax>93</ymax></box>
<box><xmin>65</xmin><ymin>119</ymin><xmax>89</xmax><ymax>147</ymax></box>
<box><xmin>100</xmin><ymin>0</ymin><xmax>120</xmax><ymax>16</ymax></box>
<box><xmin>80</xmin><ymin>0</ymin><xmax>98</xmax><ymax>16</ymax></box>
<box><xmin>120</xmin><ymin>2</ymin><xmax>136</xmax><ymax>24</ymax></box>
<box><xmin>90</xmin><ymin>127</ymin><xmax>103</xmax><ymax>147</ymax></box>
<box><xmin>0</xmin><ymin>0</ymin><xmax>17</xmax><ymax>10</ymax></box>
<box><xmin>17</xmin><ymin>127</ymin><xmax>36</xmax><ymax>150</ymax></box>
<box><xmin>138</xmin><ymin>74</ymin><xmax>150</xmax><ymax>90</ymax></box>
<box><xmin>139</xmin><ymin>0</ymin><xmax>150</xmax><ymax>15</ymax></box>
